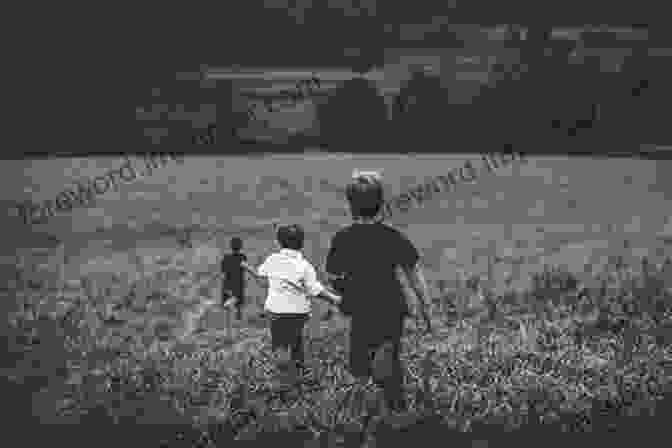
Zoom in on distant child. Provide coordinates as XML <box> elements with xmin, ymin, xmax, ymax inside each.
<box><xmin>242</xmin><ymin>224</ymin><xmax>342</xmax><ymax>376</ymax></box>
<box><xmin>221</xmin><ymin>237</ymin><xmax>248</xmax><ymax>320</ymax></box>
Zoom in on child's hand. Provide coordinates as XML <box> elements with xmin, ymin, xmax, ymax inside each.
<box><xmin>240</xmin><ymin>261</ymin><xmax>257</xmax><ymax>275</ymax></box>
<box><xmin>321</xmin><ymin>304</ymin><xmax>340</xmax><ymax>321</ymax></box>
<box><xmin>329</xmin><ymin>292</ymin><xmax>342</xmax><ymax>306</ymax></box>
<box><xmin>321</xmin><ymin>308</ymin><xmax>334</xmax><ymax>321</ymax></box>
<box><xmin>222</xmin><ymin>296</ymin><xmax>239</xmax><ymax>309</ymax></box>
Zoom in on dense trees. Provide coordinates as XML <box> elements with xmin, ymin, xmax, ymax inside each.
<box><xmin>393</xmin><ymin>70</ymin><xmax>454</xmax><ymax>149</ymax></box>
<box><xmin>619</xmin><ymin>49</ymin><xmax>671</xmax><ymax>145</ymax></box>
<box><xmin>316</xmin><ymin>77</ymin><xmax>390</xmax><ymax>152</ymax></box>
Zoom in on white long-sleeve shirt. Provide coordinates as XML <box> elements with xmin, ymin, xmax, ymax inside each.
<box><xmin>257</xmin><ymin>248</ymin><xmax>325</xmax><ymax>314</ymax></box>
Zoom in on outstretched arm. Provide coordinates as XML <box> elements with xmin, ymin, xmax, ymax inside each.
<box><xmin>242</xmin><ymin>260</ymin><xmax>312</xmax><ymax>295</ymax></box>
<box><xmin>315</xmin><ymin>288</ymin><xmax>342</xmax><ymax>307</ymax></box>
<box><xmin>241</xmin><ymin>260</ymin><xmax>342</xmax><ymax>308</ymax></box>
<box><xmin>241</xmin><ymin>261</ymin><xmax>269</xmax><ymax>288</ymax></box>
<box><xmin>303</xmin><ymin>263</ymin><xmax>342</xmax><ymax>307</ymax></box>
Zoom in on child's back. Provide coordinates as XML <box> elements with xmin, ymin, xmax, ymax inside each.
<box><xmin>221</xmin><ymin>251</ymin><xmax>246</xmax><ymax>290</ymax></box>
<box><xmin>258</xmin><ymin>248</ymin><xmax>323</xmax><ymax>315</ymax></box>
<box><xmin>326</xmin><ymin>221</ymin><xmax>418</xmax><ymax>327</ymax></box>
<box><xmin>221</xmin><ymin>237</ymin><xmax>247</xmax><ymax>319</ymax></box>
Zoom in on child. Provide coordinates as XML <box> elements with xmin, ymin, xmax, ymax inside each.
<box><xmin>325</xmin><ymin>170</ymin><xmax>432</xmax><ymax>413</ymax></box>
<box><xmin>220</xmin><ymin>237</ymin><xmax>247</xmax><ymax>320</ymax></box>
<box><xmin>243</xmin><ymin>224</ymin><xmax>342</xmax><ymax>377</ymax></box>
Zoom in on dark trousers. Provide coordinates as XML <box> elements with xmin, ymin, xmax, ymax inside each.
<box><xmin>222</xmin><ymin>287</ymin><xmax>245</xmax><ymax>319</ymax></box>
<box><xmin>349</xmin><ymin>314</ymin><xmax>406</xmax><ymax>412</ymax></box>
<box><xmin>269</xmin><ymin>313</ymin><xmax>309</xmax><ymax>369</ymax></box>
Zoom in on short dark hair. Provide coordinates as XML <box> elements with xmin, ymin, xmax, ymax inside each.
<box><xmin>230</xmin><ymin>237</ymin><xmax>243</xmax><ymax>252</ymax></box>
<box><xmin>276</xmin><ymin>224</ymin><xmax>304</xmax><ymax>251</ymax></box>
<box><xmin>345</xmin><ymin>174</ymin><xmax>384</xmax><ymax>219</ymax></box>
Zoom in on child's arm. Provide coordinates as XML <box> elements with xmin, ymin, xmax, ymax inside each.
<box><xmin>314</xmin><ymin>288</ymin><xmax>342</xmax><ymax>307</ymax></box>
<box><xmin>241</xmin><ymin>261</ymin><xmax>269</xmax><ymax>288</ymax></box>
<box><xmin>242</xmin><ymin>259</ymin><xmax>342</xmax><ymax>307</ymax></box>
<box><xmin>303</xmin><ymin>265</ymin><xmax>342</xmax><ymax>307</ymax></box>
<box><xmin>221</xmin><ymin>293</ymin><xmax>239</xmax><ymax>309</ymax></box>
<box><xmin>244</xmin><ymin>260</ymin><xmax>315</xmax><ymax>295</ymax></box>
<box><xmin>314</xmin><ymin>288</ymin><xmax>342</xmax><ymax>321</ymax></box>
<box><xmin>325</xmin><ymin>272</ymin><xmax>347</xmax><ymax>294</ymax></box>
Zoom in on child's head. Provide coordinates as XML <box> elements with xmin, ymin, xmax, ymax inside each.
<box><xmin>345</xmin><ymin>172</ymin><xmax>384</xmax><ymax>220</ymax></box>
<box><xmin>276</xmin><ymin>224</ymin><xmax>304</xmax><ymax>251</ymax></box>
<box><xmin>230</xmin><ymin>237</ymin><xmax>243</xmax><ymax>252</ymax></box>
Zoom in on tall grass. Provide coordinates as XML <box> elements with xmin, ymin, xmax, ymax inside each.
<box><xmin>4</xmin><ymin>248</ymin><xmax>672</xmax><ymax>446</ymax></box>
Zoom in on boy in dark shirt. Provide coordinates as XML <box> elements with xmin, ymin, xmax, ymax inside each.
<box><xmin>325</xmin><ymin>171</ymin><xmax>432</xmax><ymax>413</ymax></box>
<box><xmin>221</xmin><ymin>237</ymin><xmax>247</xmax><ymax>320</ymax></box>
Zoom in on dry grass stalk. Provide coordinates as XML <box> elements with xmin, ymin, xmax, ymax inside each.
<box><xmin>518</xmin><ymin>317</ymin><xmax>539</xmax><ymax>352</ymax></box>
<box><xmin>180</xmin><ymin>298</ymin><xmax>224</xmax><ymax>340</ymax></box>
<box><xmin>455</xmin><ymin>271</ymin><xmax>468</xmax><ymax>328</ymax></box>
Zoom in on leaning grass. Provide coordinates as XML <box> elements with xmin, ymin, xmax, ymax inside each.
<box><xmin>4</xmin><ymin>253</ymin><xmax>672</xmax><ymax>446</ymax></box>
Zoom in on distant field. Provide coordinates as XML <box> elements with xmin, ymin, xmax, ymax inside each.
<box><xmin>2</xmin><ymin>154</ymin><xmax>671</xmax><ymax>298</ymax></box>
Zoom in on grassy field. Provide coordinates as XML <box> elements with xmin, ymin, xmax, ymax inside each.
<box><xmin>4</xmin><ymin>153</ymin><xmax>671</xmax><ymax>285</ymax></box>
<box><xmin>2</xmin><ymin>153</ymin><xmax>672</xmax><ymax>445</ymax></box>
<box><xmin>2</xmin><ymin>153</ymin><xmax>671</xmax><ymax>342</ymax></box>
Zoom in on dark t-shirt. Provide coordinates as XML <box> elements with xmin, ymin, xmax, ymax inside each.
<box><xmin>221</xmin><ymin>252</ymin><xmax>247</xmax><ymax>294</ymax></box>
<box><xmin>325</xmin><ymin>222</ymin><xmax>420</xmax><ymax>322</ymax></box>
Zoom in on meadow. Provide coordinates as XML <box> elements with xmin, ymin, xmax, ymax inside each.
<box><xmin>2</xmin><ymin>153</ymin><xmax>672</xmax><ymax>446</ymax></box>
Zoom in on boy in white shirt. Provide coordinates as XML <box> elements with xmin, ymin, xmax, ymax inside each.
<box><xmin>243</xmin><ymin>224</ymin><xmax>341</xmax><ymax>376</ymax></box>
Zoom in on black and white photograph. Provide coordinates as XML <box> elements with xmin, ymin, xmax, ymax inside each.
<box><xmin>4</xmin><ymin>4</ymin><xmax>672</xmax><ymax>446</ymax></box>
